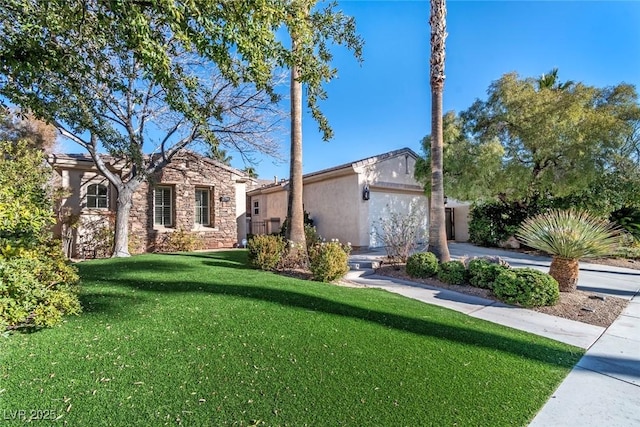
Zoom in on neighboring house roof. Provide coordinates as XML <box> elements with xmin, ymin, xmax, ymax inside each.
<box><xmin>48</xmin><ymin>150</ymin><xmax>249</xmax><ymax>179</ymax></box>
<box><xmin>247</xmin><ymin>147</ymin><xmax>420</xmax><ymax>195</ymax></box>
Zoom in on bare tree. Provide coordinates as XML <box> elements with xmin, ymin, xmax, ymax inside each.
<box><xmin>48</xmin><ymin>51</ymin><xmax>282</xmax><ymax>257</ymax></box>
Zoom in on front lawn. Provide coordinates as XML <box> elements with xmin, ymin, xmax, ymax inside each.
<box><xmin>0</xmin><ymin>251</ymin><xmax>582</xmax><ymax>426</ymax></box>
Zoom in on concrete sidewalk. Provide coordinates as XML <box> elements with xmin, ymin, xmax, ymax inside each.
<box><xmin>347</xmin><ymin>243</ymin><xmax>640</xmax><ymax>426</ymax></box>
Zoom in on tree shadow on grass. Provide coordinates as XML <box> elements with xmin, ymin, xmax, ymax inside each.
<box><xmin>78</xmin><ymin>291</ymin><xmax>146</xmax><ymax>316</ymax></box>
<box><xmin>76</xmin><ymin>251</ymin><xmax>583</xmax><ymax>368</ymax></box>
<box><xmin>92</xmin><ymin>285</ymin><xmax>582</xmax><ymax>368</ymax></box>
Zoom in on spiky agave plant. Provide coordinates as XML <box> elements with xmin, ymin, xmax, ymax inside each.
<box><xmin>516</xmin><ymin>209</ymin><xmax>622</xmax><ymax>292</ymax></box>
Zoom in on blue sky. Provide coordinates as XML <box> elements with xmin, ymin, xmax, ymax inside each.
<box><xmin>245</xmin><ymin>0</ymin><xmax>640</xmax><ymax>181</ymax></box>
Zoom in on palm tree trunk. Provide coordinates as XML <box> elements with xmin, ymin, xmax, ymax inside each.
<box><xmin>286</xmin><ymin>36</ymin><xmax>307</xmax><ymax>263</ymax></box>
<box><xmin>549</xmin><ymin>256</ymin><xmax>579</xmax><ymax>292</ymax></box>
<box><xmin>428</xmin><ymin>0</ymin><xmax>450</xmax><ymax>262</ymax></box>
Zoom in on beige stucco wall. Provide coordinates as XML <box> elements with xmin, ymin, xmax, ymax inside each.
<box><xmin>246</xmin><ymin>151</ymin><xmax>471</xmax><ymax>247</ymax></box>
<box><xmin>367</xmin><ymin>190</ymin><xmax>428</xmax><ymax>248</ymax></box>
<box><xmin>303</xmin><ymin>173</ymin><xmax>362</xmax><ymax>245</ymax></box>
<box><xmin>453</xmin><ymin>204</ymin><xmax>470</xmax><ymax>242</ymax></box>
<box><xmin>55</xmin><ymin>168</ymin><xmax>116</xmax><ymax>257</ymax></box>
<box><xmin>358</xmin><ymin>154</ymin><xmax>428</xmax><ymax>247</ymax></box>
<box><xmin>358</xmin><ymin>152</ymin><xmax>418</xmax><ymax>186</ymax></box>
<box><xmin>249</xmin><ymin>187</ymin><xmax>287</xmax><ymax>235</ymax></box>
<box><xmin>235</xmin><ymin>181</ymin><xmax>247</xmax><ymax>244</ymax></box>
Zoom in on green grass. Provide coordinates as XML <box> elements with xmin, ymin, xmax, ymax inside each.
<box><xmin>0</xmin><ymin>251</ymin><xmax>583</xmax><ymax>426</ymax></box>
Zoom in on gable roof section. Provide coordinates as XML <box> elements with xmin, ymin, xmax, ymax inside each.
<box><xmin>304</xmin><ymin>147</ymin><xmax>419</xmax><ymax>180</ymax></box>
<box><xmin>247</xmin><ymin>147</ymin><xmax>420</xmax><ymax>195</ymax></box>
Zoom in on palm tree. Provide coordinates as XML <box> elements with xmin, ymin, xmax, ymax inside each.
<box><xmin>209</xmin><ymin>144</ymin><xmax>232</xmax><ymax>166</ymax></box>
<box><xmin>243</xmin><ymin>166</ymin><xmax>258</xmax><ymax>178</ymax></box>
<box><xmin>428</xmin><ymin>0</ymin><xmax>451</xmax><ymax>262</ymax></box>
<box><xmin>537</xmin><ymin>68</ymin><xmax>574</xmax><ymax>91</ymax></box>
<box><xmin>286</xmin><ymin>35</ymin><xmax>308</xmax><ymax>262</ymax></box>
<box><xmin>516</xmin><ymin>209</ymin><xmax>621</xmax><ymax>292</ymax></box>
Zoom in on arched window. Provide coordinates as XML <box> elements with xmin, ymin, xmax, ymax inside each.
<box><xmin>86</xmin><ymin>184</ymin><xmax>108</xmax><ymax>209</ymax></box>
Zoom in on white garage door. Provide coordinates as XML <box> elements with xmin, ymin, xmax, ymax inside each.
<box><xmin>368</xmin><ymin>191</ymin><xmax>428</xmax><ymax>248</ymax></box>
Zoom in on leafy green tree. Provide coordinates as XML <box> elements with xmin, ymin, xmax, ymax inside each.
<box><xmin>0</xmin><ymin>1</ymin><xmax>361</xmax><ymax>257</ymax></box>
<box><xmin>0</xmin><ymin>141</ymin><xmax>80</xmax><ymax>330</ymax></box>
<box><xmin>0</xmin><ymin>141</ymin><xmax>52</xmax><ymax>251</ymax></box>
<box><xmin>417</xmin><ymin>71</ymin><xmax>640</xmax><ymax>212</ymax></box>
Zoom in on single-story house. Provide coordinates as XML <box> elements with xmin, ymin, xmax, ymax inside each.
<box><xmin>48</xmin><ymin>151</ymin><xmax>254</xmax><ymax>258</ymax></box>
<box><xmin>247</xmin><ymin>147</ymin><xmax>471</xmax><ymax>248</ymax></box>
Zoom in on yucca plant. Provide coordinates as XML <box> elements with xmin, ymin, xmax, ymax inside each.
<box><xmin>516</xmin><ymin>209</ymin><xmax>622</xmax><ymax>292</ymax></box>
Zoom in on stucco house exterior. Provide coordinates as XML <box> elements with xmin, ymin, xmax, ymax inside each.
<box><xmin>247</xmin><ymin>148</ymin><xmax>471</xmax><ymax>248</ymax></box>
<box><xmin>49</xmin><ymin>151</ymin><xmax>253</xmax><ymax>258</ymax></box>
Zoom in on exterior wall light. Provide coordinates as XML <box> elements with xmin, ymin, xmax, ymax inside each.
<box><xmin>219</xmin><ymin>196</ymin><xmax>231</xmax><ymax>203</ymax></box>
<box><xmin>362</xmin><ymin>184</ymin><xmax>370</xmax><ymax>201</ymax></box>
<box><xmin>444</xmin><ymin>195</ymin><xmax>448</xmax><ymax>205</ymax></box>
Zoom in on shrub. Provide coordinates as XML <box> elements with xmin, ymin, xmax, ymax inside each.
<box><xmin>610</xmin><ymin>206</ymin><xmax>640</xmax><ymax>241</ymax></box>
<box><xmin>161</xmin><ymin>228</ymin><xmax>202</xmax><ymax>252</ymax></box>
<box><xmin>437</xmin><ymin>260</ymin><xmax>467</xmax><ymax>285</ymax></box>
<box><xmin>517</xmin><ymin>209</ymin><xmax>621</xmax><ymax>259</ymax></box>
<box><xmin>279</xmin><ymin>210</ymin><xmax>314</xmax><ymax>238</ymax></box>
<box><xmin>0</xmin><ymin>140</ymin><xmax>81</xmax><ymax>330</ymax></box>
<box><xmin>247</xmin><ymin>235</ymin><xmax>286</xmax><ymax>271</ymax></box>
<box><xmin>493</xmin><ymin>268</ymin><xmax>559</xmax><ymax>307</ymax></box>
<box><xmin>469</xmin><ymin>200</ymin><xmax>548</xmax><ymax>247</ymax></box>
<box><xmin>304</xmin><ymin>224</ymin><xmax>323</xmax><ymax>251</ymax></box>
<box><xmin>405</xmin><ymin>252</ymin><xmax>438</xmax><ymax>278</ymax></box>
<box><xmin>309</xmin><ymin>241</ymin><xmax>350</xmax><ymax>282</ymax></box>
<box><xmin>467</xmin><ymin>259</ymin><xmax>509</xmax><ymax>289</ymax></box>
<box><xmin>0</xmin><ymin>246</ymin><xmax>81</xmax><ymax>330</ymax></box>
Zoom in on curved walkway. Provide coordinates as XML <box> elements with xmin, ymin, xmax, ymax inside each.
<box><xmin>346</xmin><ymin>243</ymin><xmax>640</xmax><ymax>426</ymax></box>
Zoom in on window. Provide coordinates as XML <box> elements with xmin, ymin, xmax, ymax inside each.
<box><xmin>195</xmin><ymin>188</ymin><xmax>210</xmax><ymax>226</ymax></box>
<box><xmin>253</xmin><ymin>200</ymin><xmax>260</xmax><ymax>216</ymax></box>
<box><xmin>154</xmin><ymin>186</ymin><xmax>172</xmax><ymax>226</ymax></box>
<box><xmin>86</xmin><ymin>184</ymin><xmax>108</xmax><ymax>209</ymax></box>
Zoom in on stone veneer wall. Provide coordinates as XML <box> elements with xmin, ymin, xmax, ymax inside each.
<box><xmin>128</xmin><ymin>153</ymin><xmax>239</xmax><ymax>253</ymax></box>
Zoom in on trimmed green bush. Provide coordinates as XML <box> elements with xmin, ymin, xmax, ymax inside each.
<box><xmin>405</xmin><ymin>252</ymin><xmax>438</xmax><ymax>278</ymax></box>
<box><xmin>437</xmin><ymin>260</ymin><xmax>467</xmax><ymax>285</ymax></box>
<box><xmin>468</xmin><ymin>259</ymin><xmax>509</xmax><ymax>289</ymax></box>
<box><xmin>309</xmin><ymin>241</ymin><xmax>349</xmax><ymax>282</ymax></box>
<box><xmin>493</xmin><ymin>268</ymin><xmax>559</xmax><ymax>307</ymax></box>
<box><xmin>247</xmin><ymin>235</ymin><xmax>286</xmax><ymax>271</ymax></box>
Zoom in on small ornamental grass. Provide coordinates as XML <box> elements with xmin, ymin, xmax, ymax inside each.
<box><xmin>517</xmin><ymin>209</ymin><xmax>621</xmax><ymax>291</ymax></box>
<box><xmin>493</xmin><ymin>268</ymin><xmax>560</xmax><ymax>307</ymax></box>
